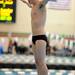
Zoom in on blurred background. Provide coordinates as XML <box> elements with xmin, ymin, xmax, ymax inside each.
<box><xmin>0</xmin><ymin>0</ymin><xmax>75</xmax><ymax>75</ymax></box>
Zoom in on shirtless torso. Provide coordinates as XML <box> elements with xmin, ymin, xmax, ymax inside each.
<box><xmin>20</xmin><ymin>0</ymin><xmax>48</xmax><ymax>35</ymax></box>
<box><xmin>31</xmin><ymin>2</ymin><xmax>46</xmax><ymax>35</ymax></box>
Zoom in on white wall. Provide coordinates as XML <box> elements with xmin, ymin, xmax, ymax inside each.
<box><xmin>0</xmin><ymin>0</ymin><xmax>75</xmax><ymax>35</ymax></box>
<box><xmin>0</xmin><ymin>0</ymin><xmax>31</xmax><ymax>33</ymax></box>
<box><xmin>45</xmin><ymin>0</ymin><xmax>75</xmax><ymax>35</ymax></box>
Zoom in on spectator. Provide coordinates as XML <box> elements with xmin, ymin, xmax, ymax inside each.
<box><xmin>8</xmin><ymin>39</ymin><xmax>13</xmax><ymax>54</ymax></box>
<box><xmin>0</xmin><ymin>44</ymin><xmax>3</xmax><ymax>54</ymax></box>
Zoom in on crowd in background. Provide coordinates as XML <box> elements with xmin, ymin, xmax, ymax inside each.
<box><xmin>0</xmin><ymin>33</ymin><xmax>75</xmax><ymax>56</ymax></box>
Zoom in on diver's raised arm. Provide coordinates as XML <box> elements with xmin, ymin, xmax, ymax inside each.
<box><xmin>20</xmin><ymin>0</ymin><xmax>32</xmax><ymax>8</ymax></box>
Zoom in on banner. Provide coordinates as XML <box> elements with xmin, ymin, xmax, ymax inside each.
<box><xmin>47</xmin><ymin>0</ymin><xmax>70</xmax><ymax>10</ymax></box>
<box><xmin>0</xmin><ymin>0</ymin><xmax>16</xmax><ymax>23</ymax></box>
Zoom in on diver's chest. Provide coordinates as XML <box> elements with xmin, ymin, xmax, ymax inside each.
<box><xmin>31</xmin><ymin>9</ymin><xmax>46</xmax><ymax>18</ymax></box>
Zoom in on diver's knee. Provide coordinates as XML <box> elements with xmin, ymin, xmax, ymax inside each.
<box><xmin>35</xmin><ymin>59</ymin><xmax>45</xmax><ymax>66</ymax></box>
